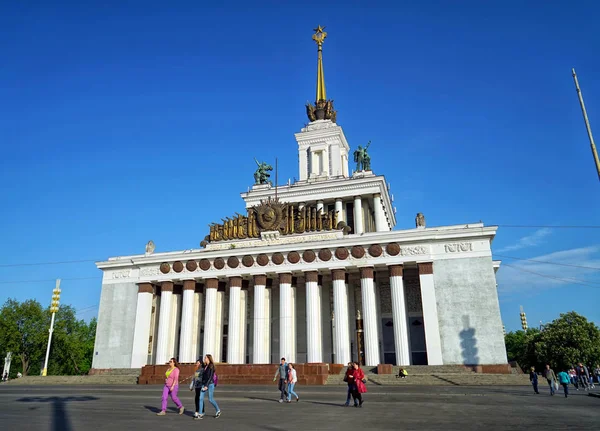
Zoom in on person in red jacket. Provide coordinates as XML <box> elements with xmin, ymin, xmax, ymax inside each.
<box><xmin>347</xmin><ymin>362</ymin><xmax>367</xmax><ymax>407</ymax></box>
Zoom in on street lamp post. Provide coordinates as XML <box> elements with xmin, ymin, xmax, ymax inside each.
<box><xmin>41</xmin><ymin>279</ymin><xmax>61</xmax><ymax>377</ymax></box>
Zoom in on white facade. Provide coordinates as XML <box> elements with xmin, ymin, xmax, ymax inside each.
<box><xmin>91</xmin><ymin>100</ymin><xmax>506</xmax><ymax>371</ymax></box>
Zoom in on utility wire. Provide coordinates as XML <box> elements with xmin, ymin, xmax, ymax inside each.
<box><xmin>496</xmin><ymin>225</ymin><xmax>600</xmax><ymax>229</ymax></box>
<box><xmin>0</xmin><ymin>276</ymin><xmax>101</xmax><ymax>285</ymax></box>
<box><xmin>494</xmin><ymin>254</ymin><xmax>600</xmax><ymax>271</ymax></box>
<box><xmin>0</xmin><ymin>259</ymin><xmax>99</xmax><ymax>268</ymax></box>
<box><xmin>502</xmin><ymin>264</ymin><xmax>600</xmax><ymax>288</ymax></box>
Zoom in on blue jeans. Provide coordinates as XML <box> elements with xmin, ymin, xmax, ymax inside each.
<box><xmin>199</xmin><ymin>383</ymin><xmax>220</xmax><ymax>413</ymax></box>
<box><xmin>561</xmin><ymin>382</ymin><xmax>569</xmax><ymax>397</ymax></box>
<box><xmin>287</xmin><ymin>382</ymin><xmax>298</xmax><ymax>401</ymax></box>
<box><xmin>547</xmin><ymin>380</ymin><xmax>555</xmax><ymax>395</ymax></box>
<box><xmin>345</xmin><ymin>386</ymin><xmax>353</xmax><ymax>405</ymax></box>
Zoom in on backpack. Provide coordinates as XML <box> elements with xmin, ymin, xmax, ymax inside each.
<box><xmin>213</xmin><ymin>372</ymin><xmax>218</xmax><ymax>387</ymax></box>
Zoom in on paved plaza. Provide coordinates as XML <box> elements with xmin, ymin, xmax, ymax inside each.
<box><xmin>0</xmin><ymin>384</ymin><xmax>598</xmax><ymax>430</ymax></box>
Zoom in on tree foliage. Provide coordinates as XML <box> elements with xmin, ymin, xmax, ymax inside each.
<box><xmin>0</xmin><ymin>298</ymin><xmax>97</xmax><ymax>376</ymax></box>
<box><xmin>505</xmin><ymin>311</ymin><xmax>600</xmax><ymax>372</ymax></box>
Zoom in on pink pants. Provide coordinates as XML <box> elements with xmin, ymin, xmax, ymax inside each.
<box><xmin>161</xmin><ymin>385</ymin><xmax>182</xmax><ymax>411</ymax></box>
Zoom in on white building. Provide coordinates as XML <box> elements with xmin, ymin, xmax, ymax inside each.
<box><xmin>92</xmin><ymin>28</ymin><xmax>507</xmax><ymax>371</ymax></box>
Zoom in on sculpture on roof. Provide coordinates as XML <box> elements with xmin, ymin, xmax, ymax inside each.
<box><xmin>416</xmin><ymin>213</ymin><xmax>426</xmax><ymax>228</ymax></box>
<box><xmin>254</xmin><ymin>158</ymin><xmax>273</xmax><ymax>185</ymax></box>
<box><xmin>353</xmin><ymin>141</ymin><xmax>371</xmax><ymax>172</ymax></box>
<box><xmin>305</xmin><ymin>26</ymin><xmax>337</xmax><ymax>123</ymax></box>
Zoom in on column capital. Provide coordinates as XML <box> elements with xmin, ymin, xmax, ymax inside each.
<box><xmin>254</xmin><ymin>274</ymin><xmax>267</xmax><ymax>286</ymax></box>
<box><xmin>138</xmin><ymin>283</ymin><xmax>154</xmax><ymax>294</ymax></box>
<box><xmin>161</xmin><ymin>281</ymin><xmax>174</xmax><ymax>292</ymax></box>
<box><xmin>335</xmin><ymin>197</ymin><xmax>342</xmax><ymax>202</ymax></box>
<box><xmin>331</xmin><ymin>269</ymin><xmax>345</xmax><ymax>281</ymax></box>
<box><xmin>279</xmin><ymin>273</ymin><xmax>292</xmax><ymax>285</ymax></box>
<box><xmin>388</xmin><ymin>265</ymin><xmax>403</xmax><ymax>277</ymax></box>
<box><xmin>353</xmin><ymin>195</ymin><xmax>362</xmax><ymax>200</ymax></box>
<box><xmin>418</xmin><ymin>262</ymin><xmax>433</xmax><ymax>275</ymax></box>
<box><xmin>183</xmin><ymin>280</ymin><xmax>196</xmax><ymax>290</ymax></box>
<box><xmin>205</xmin><ymin>278</ymin><xmax>218</xmax><ymax>289</ymax></box>
<box><xmin>229</xmin><ymin>276</ymin><xmax>242</xmax><ymax>288</ymax></box>
<box><xmin>373</xmin><ymin>193</ymin><xmax>381</xmax><ymax>198</ymax></box>
<box><xmin>359</xmin><ymin>267</ymin><xmax>374</xmax><ymax>279</ymax></box>
<box><xmin>305</xmin><ymin>271</ymin><xmax>318</xmax><ymax>283</ymax></box>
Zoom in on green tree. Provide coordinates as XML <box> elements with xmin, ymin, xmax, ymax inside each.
<box><xmin>504</xmin><ymin>328</ymin><xmax>540</xmax><ymax>371</ymax></box>
<box><xmin>0</xmin><ymin>299</ymin><xmax>46</xmax><ymax>376</ymax></box>
<box><xmin>532</xmin><ymin>311</ymin><xmax>600</xmax><ymax>371</ymax></box>
<box><xmin>0</xmin><ymin>299</ymin><xmax>97</xmax><ymax>376</ymax></box>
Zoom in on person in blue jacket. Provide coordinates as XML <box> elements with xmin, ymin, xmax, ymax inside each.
<box><xmin>557</xmin><ymin>369</ymin><xmax>571</xmax><ymax>398</ymax></box>
<box><xmin>529</xmin><ymin>366</ymin><xmax>539</xmax><ymax>394</ymax></box>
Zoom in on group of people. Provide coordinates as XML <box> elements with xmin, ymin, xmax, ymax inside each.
<box><xmin>529</xmin><ymin>363</ymin><xmax>598</xmax><ymax>398</ymax></box>
<box><xmin>343</xmin><ymin>362</ymin><xmax>368</xmax><ymax>407</ymax></box>
<box><xmin>156</xmin><ymin>354</ymin><xmax>221</xmax><ymax>419</ymax></box>
<box><xmin>273</xmin><ymin>357</ymin><xmax>300</xmax><ymax>403</ymax></box>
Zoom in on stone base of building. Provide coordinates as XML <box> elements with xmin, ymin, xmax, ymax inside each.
<box><xmin>132</xmin><ymin>363</ymin><xmax>512</xmax><ymax>385</ymax></box>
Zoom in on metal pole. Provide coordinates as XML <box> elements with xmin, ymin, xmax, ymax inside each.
<box><xmin>41</xmin><ymin>312</ymin><xmax>56</xmax><ymax>377</ymax></box>
<box><xmin>572</xmin><ymin>68</ymin><xmax>600</xmax><ymax>182</ymax></box>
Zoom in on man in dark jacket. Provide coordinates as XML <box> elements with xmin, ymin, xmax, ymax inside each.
<box><xmin>273</xmin><ymin>357</ymin><xmax>289</xmax><ymax>403</ymax></box>
<box><xmin>529</xmin><ymin>366</ymin><xmax>539</xmax><ymax>394</ymax></box>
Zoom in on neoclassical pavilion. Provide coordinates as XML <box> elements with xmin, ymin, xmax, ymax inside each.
<box><xmin>92</xmin><ymin>28</ymin><xmax>507</xmax><ymax>371</ymax></box>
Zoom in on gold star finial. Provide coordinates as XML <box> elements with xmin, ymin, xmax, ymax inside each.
<box><xmin>312</xmin><ymin>25</ymin><xmax>327</xmax><ymax>47</ymax></box>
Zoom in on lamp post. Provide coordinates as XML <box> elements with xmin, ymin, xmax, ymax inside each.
<box><xmin>41</xmin><ymin>279</ymin><xmax>61</xmax><ymax>377</ymax></box>
<box><xmin>520</xmin><ymin>305</ymin><xmax>528</xmax><ymax>331</ymax></box>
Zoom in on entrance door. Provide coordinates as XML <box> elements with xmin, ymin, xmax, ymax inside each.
<box><xmin>356</xmin><ymin>331</ymin><xmax>365</xmax><ymax>365</ymax></box>
<box><xmin>381</xmin><ymin>318</ymin><xmax>396</xmax><ymax>364</ymax></box>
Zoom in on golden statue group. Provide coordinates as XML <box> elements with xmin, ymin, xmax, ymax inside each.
<box><xmin>201</xmin><ymin>198</ymin><xmax>350</xmax><ymax>247</ymax></box>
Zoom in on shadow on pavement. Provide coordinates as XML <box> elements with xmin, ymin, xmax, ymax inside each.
<box><xmin>309</xmin><ymin>401</ymin><xmax>346</xmax><ymax>407</ymax></box>
<box><xmin>246</xmin><ymin>396</ymin><xmax>281</xmax><ymax>403</ymax></box>
<box><xmin>17</xmin><ymin>396</ymin><xmax>98</xmax><ymax>431</ymax></box>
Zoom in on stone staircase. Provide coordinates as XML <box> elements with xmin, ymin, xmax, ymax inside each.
<box><xmin>326</xmin><ymin>365</ymin><xmax>530</xmax><ymax>386</ymax></box>
<box><xmin>5</xmin><ymin>369</ymin><xmax>141</xmax><ymax>385</ymax></box>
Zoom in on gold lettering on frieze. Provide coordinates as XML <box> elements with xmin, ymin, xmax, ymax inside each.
<box><xmin>399</xmin><ymin>246</ymin><xmax>428</xmax><ymax>256</ymax></box>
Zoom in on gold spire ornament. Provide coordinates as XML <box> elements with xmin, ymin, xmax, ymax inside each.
<box><xmin>305</xmin><ymin>25</ymin><xmax>337</xmax><ymax>123</ymax></box>
<box><xmin>313</xmin><ymin>25</ymin><xmax>327</xmax><ymax>102</ymax></box>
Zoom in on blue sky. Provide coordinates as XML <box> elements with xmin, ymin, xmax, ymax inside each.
<box><xmin>1</xmin><ymin>1</ymin><xmax>599</xmax><ymax>331</ymax></box>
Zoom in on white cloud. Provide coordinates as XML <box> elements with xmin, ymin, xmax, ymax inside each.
<box><xmin>495</xmin><ymin>228</ymin><xmax>552</xmax><ymax>253</ymax></box>
<box><xmin>496</xmin><ymin>246</ymin><xmax>600</xmax><ymax>294</ymax></box>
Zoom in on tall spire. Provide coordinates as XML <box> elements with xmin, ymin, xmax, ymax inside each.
<box><xmin>313</xmin><ymin>25</ymin><xmax>327</xmax><ymax>102</ymax></box>
<box><xmin>305</xmin><ymin>26</ymin><xmax>336</xmax><ymax>123</ymax></box>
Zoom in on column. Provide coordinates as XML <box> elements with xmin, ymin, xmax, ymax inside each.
<box><xmin>155</xmin><ymin>281</ymin><xmax>173</xmax><ymax>364</ymax></box>
<box><xmin>316</xmin><ymin>200</ymin><xmax>324</xmax><ymax>213</ymax></box>
<box><xmin>227</xmin><ymin>276</ymin><xmax>243</xmax><ymax>364</ymax></box>
<box><xmin>419</xmin><ymin>263</ymin><xmax>443</xmax><ymax>365</ymax></box>
<box><xmin>310</xmin><ymin>151</ymin><xmax>318</xmax><ymax>176</ymax></box>
<box><xmin>178</xmin><ymin>280</ymin><xmax>196</xmax><ymax>363</ymax></box>
<box><xmin>239</xmin><ymin>281</ymin><xmax>249</xmax><ymax>363</ymax></box>
<box><xmin>360</xmin><ymin>267</ymin><xmax>380</xmax><ymax>366</ymax></box>
<box><xmin>305</xmin><ymin>271</ymin><xmax>323</xmax><ymax>363</ymax></box>
<box><xmin>192</xmin><ymin>284</ymin><xmax>204</xmax><ymax>361</ymax></box>
<box><xmin>373</xmin><ymin>193</ymin><xmax>387</xmax><ymax>232</ymax></box>
<box><xmin>335</xmin><ymin>198</ymin><xmax>344</xmax><ymax>224</ymax></box>
<box><xmin>279</xmin><ymin>273</ymin><xmax>294</xmax><ymax>361</ymax></box>
<box><xmin>389</xmin><ymin>265</ymin><xmax>411</xmax><ymax>365</ymax></box>
<box><xmin>332</xmin><ymin>269</ymin><xmax>351</xmax><ymax>365</ymax></box>
<box><xmin>253</xmin><ymin>275</ymin><xmax>268</xmax><ymax>363</ymax></box>
<box><xmin>203</xmin><ymin>279</ymin><xmax>218</xmax><ymax>357</ymax></box>
<box><xmin>353</xmin><ymin>195</ymin><xmax>364</xmax><ymax>234</ymax></box>
<box><xmin>130</xmin><ymin>283</ymin><xmax>154</xmax><ymax>368</ymax></box>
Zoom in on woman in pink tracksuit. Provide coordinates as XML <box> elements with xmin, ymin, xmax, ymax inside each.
<box><xmin>156</xmin><ymin>357</ymin><xmax>185</xmax><ymax>416</ymax></box>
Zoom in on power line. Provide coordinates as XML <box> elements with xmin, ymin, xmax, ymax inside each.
<box><xmin>0</xmin><ymin>276</ymin><xmax>101</xmax><ymax>285</ymax></box>
<box><xmin>0</xmin><ymin>259</ymin><xmax>99</xmax><ymax>268</ymax></box>
<box><xmin>494</xmin><ymin>254</ymin><xmax>600</xmax><ymax>271</ymax></box>
<box><xmin>503</xmin><ymin>264</ymin><xmax>600</xmax><ymax>288</ymax></box>
<box><xmin>496</xmin><ymin>225</ymin><xmax>600</xmax><ymax>229</ymax></box>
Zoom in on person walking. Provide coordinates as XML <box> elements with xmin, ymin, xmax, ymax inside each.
<box><xmin>557</xmin><ymin>369</ymin><xmax>571</xmax><ymax>398</ymax></box>
<box><xmin>190</xmin><ymin>359</ymin><xmax>204</xmax><ymax>419</ymax></box>
<box><xmin>544</xmin><ymin>364</ymin><xmax>557</xmax><ymax>396</ymax></box>
<box><xmin>286</xmin><ymin>363</ymin><xmax>299</xmax><ymax>403</ymax></box>
<box><xmin>529</xmin><ymin>367</ymin><xmax>539</xmax><ymax>394</ymax></box>
<box><xmin>198</xmin><ymin>354</ymin><xmax>221</xmax><ymax>419</ymax></box>
<box><xmin>343</xmin><ymin>362</ymin><xmax>354</xmax><ymax>406</ymax></box>
<box><xmin>348</xmin><ymin>362</ymin><xmax>367</xmax><ymax>408</ymax></box>
<box><xmin>156</xmin><ymin>358</ymin><xmax>184</xmax><ymax>416</ymax></box>
<box><xmin>576</xmin><ymin>362</ymin><xmax>590</xmax><ymax>391</ymax></box>
<box><xmin>273</xmin><ymin>357</ymin><xmax>289</xmax><ymax>403</ymax></box>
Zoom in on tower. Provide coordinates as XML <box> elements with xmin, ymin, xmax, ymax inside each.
<box><xmin>296</xmin><ymin>26</ymin><xmax>350</xmax><ymax>182</ymax></box>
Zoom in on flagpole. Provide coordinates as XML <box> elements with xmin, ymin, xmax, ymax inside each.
<box><xmin>572</xmin><ymin>68</ymin><xmax>600</xmax><ymax>182</ymax></box>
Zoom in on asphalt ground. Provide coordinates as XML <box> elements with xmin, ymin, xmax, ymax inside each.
<box><xmin>0</xmin><ymin>384</ymin><xmax>598</xmax><ymax>430</ymax></box>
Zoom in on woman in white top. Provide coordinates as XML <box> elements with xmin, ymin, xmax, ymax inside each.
<box><xmin>286</xmin><ymin>363</ymin><xmax>299</xmax><ymax>403</ymax></box>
